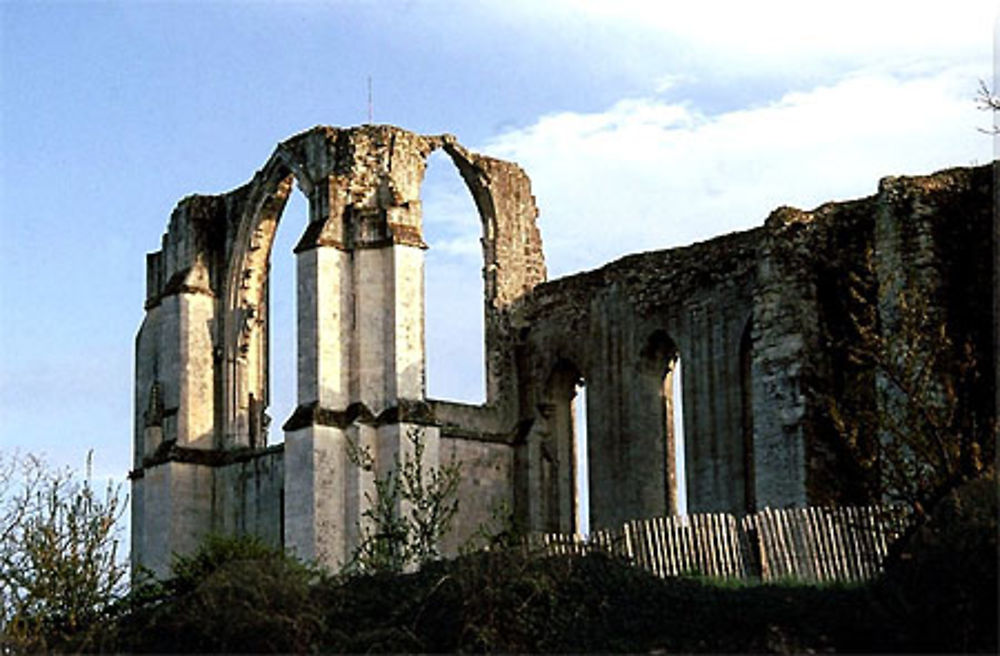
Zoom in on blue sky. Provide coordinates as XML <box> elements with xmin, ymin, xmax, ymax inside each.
<box><xmin>0</xmin><ymin>1</ymin><xmax>995</xmax><ymax>504</ymax></box>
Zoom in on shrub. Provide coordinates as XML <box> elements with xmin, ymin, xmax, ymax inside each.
<box><xmin>121</xmin><ymin>535</ymin><xmax>325</xmax><ymax>653</ymax></box>
<box><xmin>0</xmin><ymin>451</ymin><xmax>126</xmax><ymax>653</ymax></box>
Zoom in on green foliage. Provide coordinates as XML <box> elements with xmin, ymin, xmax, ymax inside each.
<box><xmin>165</xmin><ymin>533</ymin><xmax>299</xmax><ymax>594</ymax></box>
<box><xmin>121</xmin><ymin>534</ymin><xmax>325</xmax><ymax>653</ymax></box>
<box><xmin>308</xmin><ymin>549</ymin><xmax>875</xmax><ymax>653</ymax></box>
<box><xmin>345</xmin><ymin>427</ymin><xmax>461</xmax><ymax>574</ymax></box>
<box><xmin>0</xmin><ymin>451</ymin><xmax>126</xmax><ymax>654</ymax></box>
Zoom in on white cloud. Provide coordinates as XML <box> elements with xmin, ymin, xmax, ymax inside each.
<box><xmin>481</xmin><ymin>63</ymin><xmax>992</xmax><ymax>277</ymax></box>
<box><xmin>492</xmin><ymin>0</ymin><xmax>995</xmax><ymax>80</ymax></box>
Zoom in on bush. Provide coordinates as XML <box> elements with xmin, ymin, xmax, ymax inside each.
<box><xmin>868</xmin><ymin>473</ymin><xmax>998</xmax><ymax>653</ymax></box>
<box><xmin>0</xmin><ymin>451</ymin><xmax>126</xmax><ymax>653</ymax></box>
<box><xmin>114</xmin><ymin>488</ymin><xmax>998</xmax><ymax>653</ymax></box>
<box><xmin>121</xmin><ymin>535</ymin><xmax>325</xmax><ymax>653</ymax></box>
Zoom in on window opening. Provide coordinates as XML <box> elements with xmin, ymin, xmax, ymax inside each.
<box><xmin>672</xmin><ymin>358</ymin><xmax>687</xmax><ymax>515</ymax></box>
<box><xmin>641</xmin><ymin>331</ymin><xmax>685</xmax><ymax>516</ymax></box>
<box><xmin>266</xmin><ymin>188</ymin><xmax>307</xmax><ymax>445</ymax></box>
<box><xmin>575</xmin><ymin>382</ymin><xmax>589</xmax><ymax>536</ymax></box>
<box><xmin>422</xmin><ymin>150</ymin><xmax>486</xmax><ymax>403</ymax></box>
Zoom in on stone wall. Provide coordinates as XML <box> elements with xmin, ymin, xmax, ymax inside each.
<box><xmin>438</xmin><ymin>436</ymin><xmax>513</xmax><ymax>554</ymax></box>
<box><xmin>517</xmin><ymin>230</ymin><xmax>759</xmax><ymax>529</ymax></box>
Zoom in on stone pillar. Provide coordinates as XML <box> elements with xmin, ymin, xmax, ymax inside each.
<box><xmin>521</xmin><ymin>408</ymin><xmax>549</xmax><ymax>532</ymax></box>
<box><xmin>354</xmin><ymin>244</ymin><xmax>426</xmax><ymax>412</ymax></box>
<box><xmin>296</xmin><ymin>246</ymin><xmax>352</xmax><ymax>410</ymax></box>
<box><xmin>131</xmin><ymin>461</ymin><xmax>215</xmax><ymax>579</ymax></box>
<box><xmin>391</xmin><ymin>245</ymin><xmax>426</xmax><ymax>402</ymax></box>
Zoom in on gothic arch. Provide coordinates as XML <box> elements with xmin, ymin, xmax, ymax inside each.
<box><xmin>221</xmin><ymin>147</ymin><xmax>314</xmax><ymax>448</ymax></box>
<box><xmin>540</xmin><ymin>358</ymin><xmax>584</xmax><ymax>533</ymax></box>
<box><xmin>637</xmin><ymin>329</ymin><xmax>682</xmax><ymax>515</ymax></box>
<box><xmin>436</xmin><ymin>143</ymin><xmax>501</xmax><ymax>306</ymax></box>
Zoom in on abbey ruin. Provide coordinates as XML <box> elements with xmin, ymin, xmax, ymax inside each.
<box><xmin>131</xmin><ymin>124</ymin><xmax>995</xmax><ymax>576</ymax></box>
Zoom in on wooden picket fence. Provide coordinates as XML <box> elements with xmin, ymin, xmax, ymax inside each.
<box><xmin>528</xmin><ymin>505</ymin><xmax>910</xmax><ymax>584</ymax></box>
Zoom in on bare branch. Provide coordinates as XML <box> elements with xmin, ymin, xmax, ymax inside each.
<box><xmin>976</xmin><ymin>79</ymin><xmax>1000</xmax><ymax>134</ymax></box>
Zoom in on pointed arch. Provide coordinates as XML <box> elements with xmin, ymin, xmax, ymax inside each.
<box><xmin>638</xmin><ymin>329</ymin><xmax>682</xmax><ymax>515</ymax></box>
<box><xmin>220</xmin><ymin>146</ymin><xmax>315</xmax><ymax>448</ymax></box>
<box><xmin>422</xmin><ymin>149</ymin><xmax>487</xmax><ymax>403</ymax></box>
<box><xmin>541</xmin><ymin>359</ymin><xmax>584</xmax><ymax>533</ymax></box>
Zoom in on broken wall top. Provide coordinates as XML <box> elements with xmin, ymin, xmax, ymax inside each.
<box><xmin>144</xmin><ymin>124</ymin><xmax>546</xmax><ymax>311</ymax></box>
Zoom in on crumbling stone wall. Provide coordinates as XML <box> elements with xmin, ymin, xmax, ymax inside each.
<box><xmin>516</xmin><ymin>230</ymin><xmax>759</xmax><ymax>530</ymax></box>
<box><xmin>132</xmin><ymin>123</ymin><xmax>993</xmax><ymax>577</ymax></box>
<box><xmin>511</xmin><ymin>165</ymin><xmax>993</xmax><ymax>532</ymax></box>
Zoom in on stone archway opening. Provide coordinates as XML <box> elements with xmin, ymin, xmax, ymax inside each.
<box><xmin>222</xmin><ymin>170</ymin><xmax>296</xmax><ymax>450</ymax></box>
<box><xmin>265</xmin><ymin>188</ymin><xmax>310</xmax><ymax>445</ymax></box>
<box><xmin>421</xmin><ymin>149</ymin><xmax>486</xmax><ymax>404</ymax></box>
<box><xmin>639</xmin><ymin>330</ymin><xmax>684</xmax><ymax>516</ymax></box>
<box><xmin>543</xmin><ymin>360</ymin><xmax>584</xmax><ymax>534</ymax></box>
<box><xmin>574</xmin><ymin>380</ymin><xmax>589</xmax><ymax>534</ymax></box>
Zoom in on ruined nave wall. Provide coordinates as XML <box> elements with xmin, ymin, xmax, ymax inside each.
<box><xmin>518</xmin><ymin>229</ymin><xmax>760</xmax><ymax>529</ymax></box>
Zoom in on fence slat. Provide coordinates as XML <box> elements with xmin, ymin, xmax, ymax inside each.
<box><xmin>809</xmin><ymin>507</ymin><xmax>829</xmax><ymax>583</ymax></box>
<box><xmin>524</xmin><ymin>504</ymin><xmax>909</xmax><ymax>584</ymax></box>
<box><xmin>667</xmin><ymin>515</ymin><xmax>680</xmax><ymax>577</ymax></box>
<box><xmin>718</xmin><ymin>513</ymin><xmax>732</xmax><ymax>577</ymax></box>
<box><xmin>695</xmin><ymin>513</ymin><xmax>710</xmax><ymax>576</ymax></box>
<box><xmin>651</xmin><ymin>516</ymin><xmax>665</xmax><ymax>578</ymax></box>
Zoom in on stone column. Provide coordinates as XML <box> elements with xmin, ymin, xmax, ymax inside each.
<box><xmin>283</xmin><ymin>424</ymin><xmax>351</xmax><ymax>566</ymax></box>
<box><xmin>353</xmin><ymin>243</ymin><xmax>426</xmax><ymax>413</ymax></box>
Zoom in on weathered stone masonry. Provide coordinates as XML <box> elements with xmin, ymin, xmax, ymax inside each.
<box><xmin>132</xmin><ymin>124</ymin><xmax>994</xmax><ymax>576</ymax></box>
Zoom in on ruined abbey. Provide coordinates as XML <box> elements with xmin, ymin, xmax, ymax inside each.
<box><xmin>131</xmin><ymin>124</ymin><xmax>995</xmax><ymax>576</ymax></box>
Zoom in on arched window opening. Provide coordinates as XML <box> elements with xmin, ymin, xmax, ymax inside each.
<box><xmin>575</xmin><ymin>382</ymin><xmax>589</xmax><ymax>535</ymax></box>
<box><xmin>264</xmin><ymin>188</ymin><xmax>308</xmax><ymax>446</ymax></box>
<box><xmin>672</xmin><ymin>358</ymin><xmax>687</xmax><ymax>515</ymax></box>
<box><xmin>422</xmin><ymin>150</ymin><xmax>486</xmax><ymax>404</ymax></box>
<box><xmin>640</xmin><ymin>331</ymin><xmax>685</xmax><ymax>516</ymax></box>
<box><xmin>740</xmin><ymin>319</ymin><xmax>755</xmax><ymax>512</ymax></box>
<box><xmin>544</xmin><ymin>361</ymin><xmax>583</xmax><ymax>534</ymax></box>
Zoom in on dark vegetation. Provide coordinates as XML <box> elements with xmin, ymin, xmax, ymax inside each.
<box><xmin>1</xmin><ymin>446</ymin><xmax>993</xmax><ymax>652</ymax></box>
<box><xmin>108</xmin><ymin>475</ymin><xmax>996</xmax><ymax>654</ymax></box>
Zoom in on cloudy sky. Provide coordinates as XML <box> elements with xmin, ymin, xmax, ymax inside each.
<box><xmin>0</xmin><ymin>1</ymin><xmax>996</xmax><ymax>498</ymax></box>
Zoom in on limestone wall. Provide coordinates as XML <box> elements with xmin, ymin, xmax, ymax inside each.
<box><xmin>513</xmin><ymin>164</ymin><xmax>993</xmax><ymax>531</ymax></box>
<box><xmin>438</xmin><ymin>436</ymin><xmax>514</xmax><ymax>554</ymax></box>
<box><xmin>213</xmin><ymin>449</ymin><xmax>285</xmax><ymax>548</ymax></box>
